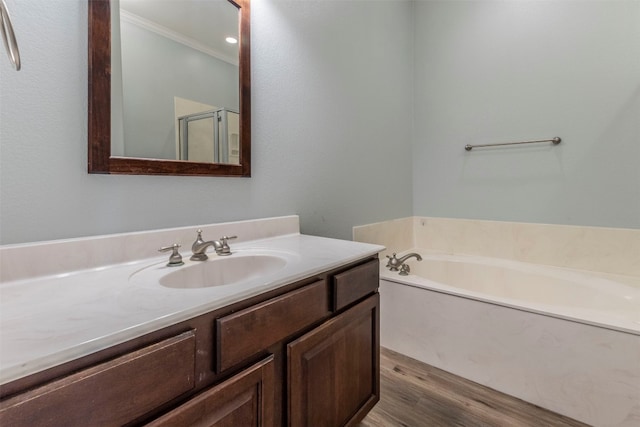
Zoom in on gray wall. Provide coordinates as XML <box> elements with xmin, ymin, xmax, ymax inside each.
<box><xmin>0</xmin><ymin>0</ymin><xmax>414</xmax><ymax>244</ymax></box>
<box><xmin>412</xmin><ymin>0</ymin><xmax>640</xmax><ymax>228</ymax></box>
<box><xmin>2</xmin><ymin>0</ymin><xmax>637</xmax><ymax>246</ymax></box>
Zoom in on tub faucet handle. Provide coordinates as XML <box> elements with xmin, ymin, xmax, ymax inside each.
<box><xmin>159</xmin><ymin>244</ymin><xmax>184</xmax><ymax>267</ymax></box>
<box><xmin>386</xmin><ymin>253</ymin><xmax>401</xmax><ymax>271</ymax></box>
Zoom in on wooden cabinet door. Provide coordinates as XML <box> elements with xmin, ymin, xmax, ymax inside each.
<box><xmin>288</xmin><ymin>294</ymin><xmax>379</xmax><ymax>427</ymax></box>
<box><xmin>147</xmin><ymin>355</ymin><xmax>275</xmax><ymax>427</ymax></box>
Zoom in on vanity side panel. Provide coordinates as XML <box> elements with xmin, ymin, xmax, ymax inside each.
<box><xmin>0</xmin><ymin>332</ymin><xmax>196</xmax><ymax>427</ymax></box>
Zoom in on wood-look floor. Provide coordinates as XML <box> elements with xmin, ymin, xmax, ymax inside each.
<box><xmin>359</xmin><ymin>347</ymin><xmax>590</xmax><ymax>427</ymax></box>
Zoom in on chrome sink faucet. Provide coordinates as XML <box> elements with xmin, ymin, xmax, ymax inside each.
<box><xmin>191</xmin><ymin>229</ymin><xmax>237</xmax><ymax>260</ymax></box>
<box><xmin>386</xmin><ymin>252</ymin><xmax>422</xmax><ymax>275</ymax></box>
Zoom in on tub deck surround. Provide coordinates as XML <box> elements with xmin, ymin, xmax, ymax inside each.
<box><xmin>354</xmin><ymin>217</ymin><xmax>640</xmax><ymax>427</ymax></box>
<box><xmin>0</xmin><ymin>216</ymin><xmax>384</xmax><ymax>386</ymax></box>
<box><xmin>382</xmin><ymin>250</ymin><xmax>640</xmax><ymax>335</ymax></box>
<box><xmin>353</xmin><ymin>216</ymin><xmax>640</xmax><ymax>277</ymax></box>
<box><xmin>377</xmin><ymin>249</ymin><xmax>640</xmax><ymax>425</ymax></box>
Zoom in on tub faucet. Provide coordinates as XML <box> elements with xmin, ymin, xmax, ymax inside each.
<box><xmin>191</xmin><ymin>229</ymin><xmax>237</xmax><ymax>260</ymax></box>
<box><xmin>386</xmin><ymin>252</ymin><xmax>422</xmax><ymax>275</ymax></box>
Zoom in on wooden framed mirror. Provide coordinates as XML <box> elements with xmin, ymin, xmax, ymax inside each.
<box><xmin>88</xmin><ymin>0</ymin><xmax>251</xmax><ymax>176</ymax></box>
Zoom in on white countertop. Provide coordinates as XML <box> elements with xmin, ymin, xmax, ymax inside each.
<box><xmin>0</xmin><ymin>233</ymin><xmax>383</xmax><ymax>385</ymax></box>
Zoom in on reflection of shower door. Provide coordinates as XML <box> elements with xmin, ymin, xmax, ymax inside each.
<box><xmin>178</xmin><ymin>108</ymin><xmax>239</xmax><ymax>164</ymax></box>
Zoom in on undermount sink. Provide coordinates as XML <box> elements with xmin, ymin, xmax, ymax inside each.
<box><xmin>131</xmin><ymin>252</ymin><xmax>290</xmax><ymax>289</ymax></box>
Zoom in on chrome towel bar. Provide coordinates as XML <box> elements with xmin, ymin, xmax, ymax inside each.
<box><xmin>465</xmin><ymin>137</ymin><xmax>561</xmax><ymax>151</ymax></box>
<box><xmin>0</xmin><ymin>0</ymin><xmax>20</xmax><ymax>71</ymax></box>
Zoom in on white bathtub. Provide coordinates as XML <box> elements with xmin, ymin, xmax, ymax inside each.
<box><xmin>380</xmin><ymin>250</ymin><xmax>640</xmax><ymax>427</ymax></box>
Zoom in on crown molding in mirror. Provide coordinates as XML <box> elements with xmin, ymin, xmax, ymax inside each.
<box><xmin>88</xmin><ymin>0</ymin><xmax>251</xmax><ymax>177</ymax></box>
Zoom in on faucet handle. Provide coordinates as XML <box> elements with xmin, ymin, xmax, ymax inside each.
<box><xmin>386</xmin><ymin>253</ymin><xmax>400</xmax><ymax>271</ymax></box>
<box><xmin>159</xmin><ymin>244</ymin><xmax>184</xmax><ymax>267</ymax></box>
<box><xmin>193</xmin><ymin>229</ymin><xmax>204</xmax><ymax>243</ymax></box>
<box><xmin>218</xmin><ymin>235</ymin><xmax>237</xmax><ymax>256</ymax></box>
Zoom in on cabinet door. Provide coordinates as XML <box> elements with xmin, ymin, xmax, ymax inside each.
<box><xmin>288</xmin><ymin>294</ymin><xmax>379</xmax><ymax>427</ymax></box>
<box><xmin>147</xmin><ymin>355</ymin><xmax>275</xmax><ymax>427</ymax></box>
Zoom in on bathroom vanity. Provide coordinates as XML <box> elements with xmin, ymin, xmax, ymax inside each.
<box><xmin>0</xmin><ymin>216</ymin><xmax>383</xmax><ymax>426</ymax></box>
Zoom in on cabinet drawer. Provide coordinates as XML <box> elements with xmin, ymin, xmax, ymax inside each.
<box><xmin>0</xmin><ymin>331</ymin><xmax>196</xmax><ymax>427</ymax></box>
<box><xmin>333</xmin><ymin>259</ymin><xmax>379</xmax><ymax>311</ymax></box>
<box><xmin>217</xmin><ymin>280</ymin><xmax>329</xmax><ymax>372</ymax></box>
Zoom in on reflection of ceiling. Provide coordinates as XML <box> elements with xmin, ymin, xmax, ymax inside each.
<box><xmin>120</xmin><ymin>0</ymin><xmax>239</xmax><ymax>65</ymax></box>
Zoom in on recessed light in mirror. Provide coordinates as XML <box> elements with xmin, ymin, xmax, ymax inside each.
<box><xmin>226</xmin><ymin>36</ymin><xmax>238</xmax><ymax>44</ymax></box>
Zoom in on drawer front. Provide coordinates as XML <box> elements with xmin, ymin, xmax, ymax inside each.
<box><xmin>0</xmin><ymin>331</ymin><xmax>196</xmax><ymax>427</ymax></box>
<box><xmin>217</xmin><ymin>280</ymin><xmax>329</xmax><ymax>372</ymax></box>
<box><xmin>333</xmin><ymin>259</ymin><xmax>379</xmax><ymax>311</ymax></box>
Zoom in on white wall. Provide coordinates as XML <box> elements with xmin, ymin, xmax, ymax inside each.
<box><xmin>412</xmin><ymin>0</ymin><xmax>640</xmax><ymax>229</ymax></box>
<box><xmin>0</xmin><ymin>0</ymin><xmax>414</xmax><ymax>244</ymax></box>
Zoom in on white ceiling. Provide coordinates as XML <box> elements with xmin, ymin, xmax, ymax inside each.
<box><xmin>119</xmin><ymin>0</ymin><xmax>239</xmax><ymax>64</ymax></box>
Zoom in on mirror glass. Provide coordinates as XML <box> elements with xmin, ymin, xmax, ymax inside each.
<box><xmin>113</xmin><ymin>0</ymin><xmax>239</xmax><ymax>164</ymax></box>
<box><xmin>88</xmin><ymin>0</ymin><xmax>251</xmax><ymax>176</ymax></box>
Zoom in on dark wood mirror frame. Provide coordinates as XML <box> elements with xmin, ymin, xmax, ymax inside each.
<box><xmin>88</xmin><ymin>0</ymin><xmax>251</xmax><ymax>176</ymax></box>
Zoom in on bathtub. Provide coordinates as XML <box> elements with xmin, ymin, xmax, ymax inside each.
<box><xmin>380</xmin><ymin>250</ymin><xmax>640</xmax><ymax>427</ymax></box>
